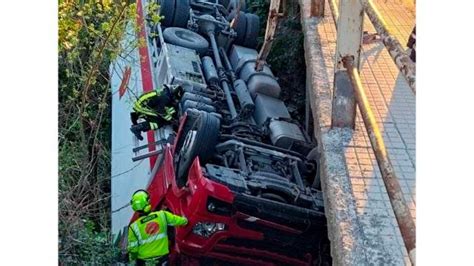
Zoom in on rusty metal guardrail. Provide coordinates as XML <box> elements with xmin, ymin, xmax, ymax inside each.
<box><xmin>328</xmin><ymin>0</ymin><xmax>416</xmax><ymax>94</ymax></box>
<box><xmin>328</xmin><ymin>0</ymin><xmax>339</xmax><ymax>26</ymax></box>
<box><xmin>343</xmin><ymin>56</ymin><xmax>416</xmax><ymax>265</ymax></box>
<box><xmin>317</xmin><ymin>0</ymin><xmax>417</xmax><ymax>264</ymax></box>
<box><xmin>361</xmin><ymin>0</ymin><xmax>416</xmax><ymax>94</ymax></box>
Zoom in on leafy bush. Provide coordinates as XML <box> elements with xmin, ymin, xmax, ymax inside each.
<box><xmin>58</xmin><ymin>0</ymin><xmax>138</xmax><ymax>263</ymax></box>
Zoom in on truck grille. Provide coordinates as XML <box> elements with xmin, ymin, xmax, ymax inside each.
<box><xmin>233</xmin><ymin>193</ymin><xmax>327</xmax><ymax>231</ymax></box>
<box><xmin>215</xmin><ymin>237</ymin><xmax>312</xmax><ymax>266</ymax></box>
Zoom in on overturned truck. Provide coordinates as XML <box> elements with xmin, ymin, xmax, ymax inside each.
<box><xmin>134</xmin><ymin>1</ymin><xmax>330</xmax><ymax>265</ymax></box>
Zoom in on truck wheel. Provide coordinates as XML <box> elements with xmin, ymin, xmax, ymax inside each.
<box><xmin>228</xmin><ymin>11</ymin><xmax>247</xmax><ymax>45</ymax></box>
<box><xmin>242</xmin><ymin>13</ymin><xmax>260</xmax><ymax>49</ymax></box>
<box><xmin>227</xmin><ymin>0</ymin><xmax>247</xmax><ymax>13</ymax></box>
<box><xmin>175</xmin><ymin>110</ymin><xmax>200</xmax><ymax>154</ymax></box>
<box><xmin>163</xmin><ymin>27</ymin><xmax>210</xmax><ymax>55</ymax></box>
<box><xmin>158</xmin><ymin>0</ymin><xmax>176</xmax><ymax>27</ymax></box>
<box><xmin>173</xmin><ymin>0</ymin><xmax>190</xmax><ymax>28</ymax></box>
<box><xmin>307</xmin><ymin>147</ymin><xmax>321</xmax><ymax>190</ymax></box>
<box><xmin>176</xmin><ymin>111</ymin><xmax>220</xmax><ymax>187</ymax></box>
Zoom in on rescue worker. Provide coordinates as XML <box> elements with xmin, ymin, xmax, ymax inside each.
<box><xmin>128</xmin><ymin>190</ymin><xmax>188</xmax><ymax>265</ymax></box>
<box><xmin>130</xmin><ymin>84</ymin><xmax>184</xmax><ymax>140</ymax></box>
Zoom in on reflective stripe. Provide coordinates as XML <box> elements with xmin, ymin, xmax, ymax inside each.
<box><xmin>165</xmin><ymin>107</ymin><xmax>176</xmax><ymax>114</ymax></box>
<box><xmin>128</xmin><ymin>241</ymin><xmax>139</xmax><ymax>248</ymax></box>
<box><xmin>134</xmin><ymin>105</ymin><xmax>158</xmax><ymax>117</ymax></box>
<box><xmin>134</xmin><ymin>92</ymin><xmax>156</xmax><ymax>112</ymax></box>
<box><xmin>165</xmin><ymin>107</ymin><xmax>176</xmax><ymax>116</ymax></box>
<box><xmin>140</xmin><ymin>232</ymin><xmax>167</xmax><ymax>245</ymax></box>
<box><xmin>136</xmin><ymin>91</ymin><xmax>158</xmax><ymax>105</ymax></box>
<box><xmin>134</xmin><ymin>90</ymin><xmax>161</xmax><ymax>117</ymax></box>
<box><xmin>132</xmin><ymin>223</ymin><xmax>142</xmax><ymax>243</ymax></box>
<box><xmin>163</xmin><ymin>107</ymin><xmax>175</xmax><ymax>121</ymax></box>
<box><xmin>150</xmin><ymin>122</ymin><xmax>158</xmax><ymax>130</ymax></box>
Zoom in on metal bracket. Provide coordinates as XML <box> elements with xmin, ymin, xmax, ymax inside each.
<box><xmin>132</xmin><ymin>148</ymin><xmax>164</xmax><ymax>162</ymax></box>
<box><xmin>131</xmin><ymin>137</ymin><xmax>169</xmax><ymax>162</ymax></box>
<box><xmin>331</xmin><ymin>70</ymin><xmax>356</xmax><ymax>129</ymax></box>
<box><xmin>331</xmin><ymin>0</ymin><xmax>364</xmax><ymax>129</ymax></box>
<box><xmin>132</xmin><ymin>139</ymin><xmax>168</xmax><ymax>153</ymax></box>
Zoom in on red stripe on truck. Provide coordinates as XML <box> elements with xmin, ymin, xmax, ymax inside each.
<box><xmin>136</xmin><ymin>0</ymin><xmax>157</xmax><ymax>169</ymax></box>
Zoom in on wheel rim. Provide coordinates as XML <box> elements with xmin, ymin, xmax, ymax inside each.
<box><xmin>176</xmin><ymin>130</ymin><xmax>197</xmax><ymax>187</ymax></box>
<box><xmin>180</xmin><ymin>130</ymin><xmax>197</xmax><ymax>162</ymax></box>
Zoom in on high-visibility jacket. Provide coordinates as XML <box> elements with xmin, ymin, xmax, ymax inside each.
<box><xmin>128</xmin><ymin>210</ymin><xmax>188</xmax><ymax>261</ymax></box>
<box><xmin>133</xmin><ymin>89</ymin><xmax>176</xmax><ymax>121</ymax></box>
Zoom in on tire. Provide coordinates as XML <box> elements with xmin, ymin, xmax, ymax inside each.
<box><xmin>158</xmin><ymin>0</ymin><xmax>176</xmax><ymax>27</ymax></box>
<box><xmin>173</xmin><ymin>0</ymin><xmax>190</xmax><ymax>28</ymax></box>
<box><xmin>228</xmin><ymin>11</ymin><xmax>247</xmax><ymax>45</ymax></box>
<box><xmin>176</xmin><ymin>111</ymin><xmax>220</xmax><ymax>187</ymax></box>
<box><xmin>307</xmin><ymin>147</ymin><xmax>321</xmax><ymax>190</ymax></box>
<box><xmin>163</xmin><ymin>27</ymin><xmax>210</xmax><ymax>54</ymax></box>
<box><xmin>242</xmin><ymin>13</ymin><xmax>260</xmax><ymax>49</ymax></box>
<box><xmin>227</xmin><ymin>0</ymin><xmax>247</xmax><ymax>12</ymax></box>
<box><xmin>175</xmin><ymin>110</ymin><xmax>200</xmax><ymax>152</ymax></box>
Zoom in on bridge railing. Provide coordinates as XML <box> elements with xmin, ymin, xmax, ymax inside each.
<box><xmin>310</xmin><ymin>0</ymin><xmax>416</xmax><ymax>264</ymax></box>
<box><xmin>316</xmin><ymin>0</ymin><xmax>416</xmax><ymax>94</ymax></box>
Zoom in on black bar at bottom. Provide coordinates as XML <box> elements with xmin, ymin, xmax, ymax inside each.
<box><xmin>132</xmin><ymin>149</ymin><xmax>164</xmax><ymax>162</ymax></box>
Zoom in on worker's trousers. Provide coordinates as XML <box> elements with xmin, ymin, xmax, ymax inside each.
<box><xmin>136</xmin><ymin>254</ymin><xmax>168</xmax><ymax>266</ymax></box>
<box><xmin>131</xmin><ymin>112</ymin><xmax>175</xmax><ymax>129</ymax></box>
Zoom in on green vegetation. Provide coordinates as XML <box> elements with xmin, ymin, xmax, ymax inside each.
<box><xmin>247</xmin><ymin>0</ymin><xmax>307</xmax><ymax>123</ymax></box>
<box><xmin>58</xmin><ymin>0</ymin><xmax>305</xmax><ymax>263</ymax></box>
<box><xmin>58</xmin><ymin>0</ymin><xmax>137</xmax><ymax>263</ymax></box>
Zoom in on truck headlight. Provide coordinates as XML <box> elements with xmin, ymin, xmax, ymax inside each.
<box><xmin>192</xmin><ymin>222</ymin><xmax>226</xmax><ymax>238</ymax></box>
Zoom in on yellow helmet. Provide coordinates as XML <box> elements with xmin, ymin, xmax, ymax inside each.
<box><xmin>130</xmin><ymin>190</ymin><xmax>151</xmax><ymax>213</ymax></box>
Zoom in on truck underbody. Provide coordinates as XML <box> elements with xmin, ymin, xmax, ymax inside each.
<box><xmin>127</xmin><ymin>1</ymin><xmax>332</xmax><ymax>265</ymax></box>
